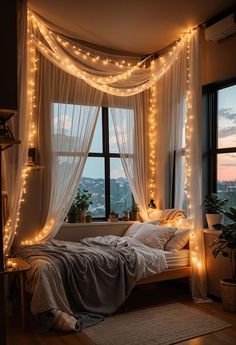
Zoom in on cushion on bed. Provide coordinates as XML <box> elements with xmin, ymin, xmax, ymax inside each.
<box><xmin>159</xmin><ymin>208</ymin><xmax>185</xmax><ymax>226</ymax></box>
<box><xmin>124</xmin><ymin>219</ymin><xmax>160</xmax><ymax>237</ymax></box>
<box><xmin>124</xmin><ymin>223</ymin><xmax>143</xmax><ymax>237</ymax></box>
<box><xmin>133</xmin><ymin>224</ymin><xmax>176</xmax><ymax>250</ymax></box>
<box><xmin>164</xmin><ymin>229</ymin><xmax>190</xmax><ymax>252</ymax></box>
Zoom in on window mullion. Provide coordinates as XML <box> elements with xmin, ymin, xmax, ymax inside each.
<box><xmin>103</xmin><ymin>107</ymin><xmax>110</xmax><ymax>219</ymax></box>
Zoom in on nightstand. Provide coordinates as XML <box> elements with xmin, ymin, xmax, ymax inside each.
<box><xmin>4</xmin><ymin>257</ymin><xmax>31</xmax><ymax>329</ymax></box>
<box><xmin>204</xmin><ymin>229</ymin><xmax>232</xmax><ymax>297</ymax></box>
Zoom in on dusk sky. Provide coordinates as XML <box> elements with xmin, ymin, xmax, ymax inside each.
<box><xmin>217</xmin><ymin>85</ymin><xmax>236</xmax><ymax>181</ymax></box>
<box><xmin>54</xmin><ymin>85</ymin><xmax>236</xmax><ymax>183</ymax></box>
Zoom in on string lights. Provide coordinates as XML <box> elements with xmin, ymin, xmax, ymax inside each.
<box><xmin>14</xmin><ymin>10</ymin><xmax>197</xmax><ymax>246</ymax></box>
<box><xmin>148</xmin><ymin>74</ymin><xmax>158</xmax><ymax>208</ymax></box>
<box><xmin>27</xmin><ymin>9</ymin><xmax>192</xmax><ymax>97</ymax></box>
<box><xmin>184</xmin><ymin>31</ymin><xmax>203</xmax><ymax>272</ymax></box>
<box><xmin>3</xmin><ymin>11</ymin><xmax>39</xmax><ymax>253</ymax></box>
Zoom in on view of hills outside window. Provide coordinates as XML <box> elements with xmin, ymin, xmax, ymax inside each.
<box><xmin>79</xmin><ymin>111</ymin><xmax>132</xmax><ymax>218</ymax></box>
<box><xmin>217</xmin><ymin>85</ymin><xmax>236</xmax><ymax>209</ymax></box>
<box><xmin>53</xmin><ymin>104</ymin><xmax>133</xmax><ymax>219</ymax></box>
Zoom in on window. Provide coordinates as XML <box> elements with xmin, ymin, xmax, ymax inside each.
<box><xmin>203</xmin><ymin>80</ymin><xmax>236</xmax><ymax>209</ymax></box>
<box><xmin>79</xmin><ymin>108</ymin><xmax>133</xmax><ymax>220</ymax></box>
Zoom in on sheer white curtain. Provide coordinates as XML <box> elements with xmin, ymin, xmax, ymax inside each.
<box><xmin>155</xmin><ymin>46</ymin><xmax>187</xmax><ymax>209</ymax></box>
<box><xmin>19</xmin><ymin>56</ymin><xmax>103</xmax><ymax>244</ymax></box>
<box><xmin>108</xmin><ymin>92</ymin><xmax>149</xmax><ymax>220</ymax></box>
<box><xmin>187</xmin><ymin>31</ymin><xmax>209</xmax><ymax>302</ymax></box>
<box><xmin>3</xmin><ymin>0</ymin><xmax>31</xmax><ymax>255</ymax></box>
<box><xmin>7</xmin><ymin>6</ymin><xmax>209</xmax><ymax>302</ymax></box>
<box><xmin>155</xmin><ymin>30</ymin><xmax>209</xmax><ymax>302</ymax></box>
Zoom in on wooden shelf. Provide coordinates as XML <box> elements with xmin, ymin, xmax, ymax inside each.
<box><xmin>26</xmin><ymin>165</ymin><xmax>45</xmax><ymax>170</ymax></box>
<box><xmin>0</xmin><ymin>138</ymin><xmax>21</xmax><ymax>151</ymax></box>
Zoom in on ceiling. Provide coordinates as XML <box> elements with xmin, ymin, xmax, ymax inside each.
<box><xmin>29</xmin><ymin>0</ymin><xmax>236</xmax><ymax>56</ymax></box>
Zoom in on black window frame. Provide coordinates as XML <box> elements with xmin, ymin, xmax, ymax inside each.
<box><xmin>85</xmin><ymin>107</ymin><xmax>133</xmax><ymax>221</ymax></box>
<box><xmin>202</xmin><ymin>76</ymin><xmax>236</xmax><ymax>202</ymax></box>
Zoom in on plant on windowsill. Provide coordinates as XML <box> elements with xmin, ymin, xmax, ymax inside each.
<box><xmin>203</xmin><ymin>193</ymin><xmax>228</xmax><ymax>230</ymax></box>
<box><xmin>109</xmin><ymin>210</ymin><xmax>119</xmax><ymax>222</ymax></box>
<box><xmin>85</xmin><ymin>212</ymin><xmax>92</xmax><ymax>223</ymax></box>
<box><xmin>130</xmin><ymin>202</ymin><xmax>140</xmax><ymax>221</ymax></box>
<box><xmin>122</xmin><ymin>208</ymin><xmax>130</xmax><ymax>221</ymax></box>
<box><xmin>74</xmin><ymin>188</ymin><xmax>92</xmax><ymax>223</ymax></box>
<box><xmin>67</xmin><ymin>202</ymin><xmax>78</xmax><ymax>223</ymax></box>
<box><xmin>208</xmin><ymin>201</ymin><xmax>236</xmax><ymax>312</ymax></box>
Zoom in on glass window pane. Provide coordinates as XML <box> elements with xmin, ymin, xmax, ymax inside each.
<box><xmin>79</xmin><ymin>157</ymin><xmax>105</xmax><ymax>217</ymax></box>
<box><xmin>217</xmin><ymin>153</ymin><xmax>236</xmax><ymax>209</ymax></box>
<box><xmin>108</xmin><ymin>108</ymin><xmax>134</xmax><ymax>154</ymax></box>
<box><xmin>217</xmin><ymin>85</ymin><xmax>236</xmax><ymax>149</ymax></box>
<box><xmin>90</xmin><ymin>109</ymin><xmax>103</xmax><ymax>153</ymax></box>
<box><xmin>108</xmin><ymin>112</ymin><xmax>119</xmax><ymax>153</ymax></box>
<box><xmin>110</xmin><ymin>158</ymin><xmax>132</xmax><ymax>218</ymax></box>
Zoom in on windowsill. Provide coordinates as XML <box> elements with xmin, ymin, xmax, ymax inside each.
<box><xmin>62</xmin><ymin>221</ymin><xmax>137</xmax><ymax>227</ymax></box>
<box><xmin>203</xmin><ymin>229</ymin><xmax>221</xmax><ymax>235</ymax></box>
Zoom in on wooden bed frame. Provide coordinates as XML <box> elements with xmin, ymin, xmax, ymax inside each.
<box><xmin>136</xmin><ymin>266</ymin><xmax>191</xmax><ymax>285</ymax></box>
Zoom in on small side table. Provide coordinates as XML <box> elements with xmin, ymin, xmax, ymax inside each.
<box><xmin>4</xmin><ymin>257</ymin><xmax>31</xmax><ymax>329</ymax></box>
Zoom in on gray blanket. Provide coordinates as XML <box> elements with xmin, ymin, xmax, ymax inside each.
<box><xmin>15</xmin><ymin>236</ymin><xmax>167</xmax><ymax>331</ymax></box>
<box><xmin>15</xmin><ymin>237</ymin><xmax>138</xmax><ymax>315</ymax></box>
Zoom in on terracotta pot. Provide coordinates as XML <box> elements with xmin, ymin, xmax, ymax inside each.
<box><xmin>206</xmin><ymin>213</ymin><xmax>222</xmax><ymax>230</ymax></box>
<box><xmin>220</xmin><ymin>279</ymin><xmax>236</xmax><ymax>312</ymax></box>
<box><xmin>78</xmin><ymin>210</ymin><xmax>87</xmax><ymax>223</ymax></box>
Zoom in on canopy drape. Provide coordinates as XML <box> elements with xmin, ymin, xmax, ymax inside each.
<box><xmin>3</xmin><ymin>6</ymin><xmax>209</xmax><ymax>302</ymax></box>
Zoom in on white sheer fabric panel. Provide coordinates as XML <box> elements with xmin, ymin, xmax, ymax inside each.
<box><xmin>155</xmin><ymin>46</ymin><xmax>187</xmax><ymax>209</ymax></box>
<box><xmin>21</xmin><ymin>56</ymin><xmax>103</xmax><ymax>243</ymax></box>
<box><xmin>3</xmin><ymin>0</ymin><xmax>30</xmax><ymax>255</ymax></box>
<box><xmin>187</xmin><ymin>31</ymin><xmax>209</xmax><ymax>302</ymax></box>
<box><xmin>27</xmin><ymin>10</ymin><xmax>190</xmax><ymax>96</ymax></box>
<box><xmin>108</xmin><ymin>93</ymin><xmax>149</xmax><ymax>220</ymax></box>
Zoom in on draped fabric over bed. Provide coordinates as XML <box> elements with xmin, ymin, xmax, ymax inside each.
<box><xmin>3</xmin><ymin>1</ymin><xmax>209</xmax><ymax>302</ymax></box>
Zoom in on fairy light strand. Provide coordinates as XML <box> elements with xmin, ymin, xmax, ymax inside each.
<box><xmin>27</xmin><ymin>10</ymin><xmax>193</xmax><ymax>97</ymax></box>
<box><xmin>148</xmin><ymin>74</ymin><xmax>158</xmax><ymax>205</ymax></box>
<box><xmin>184</xmin><ymin>31</ymin><xmax>202</xmax><ymax>272</ymax></box>
<box><xmin>19</xmin><ymin>12</ymin><xmax>197</xmax><ymax>245</ymax></box>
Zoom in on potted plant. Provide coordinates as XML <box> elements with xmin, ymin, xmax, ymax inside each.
<box><xmin>130</xmin><ymin>203</ymin><xmax>140</xmax><ymax>221</ymax></box>
<box><xmin>209</xmin><ymin>203</ymin><xmax>236</xmax><ymax>312</ymax></box>
<box><xmin>74</xmin><ymin>188</ymin><xmax>92</xmax><ymax>223</ymax></box>
<box><xmin>122</xmin><ymin>209</ymin><xmax>130</xmax><ymax>221</ymax></box>
<box><xmin>109</xmin><ymin>210</ymin><xmax>119</xmax><ymax>222</ymax></box>
<box><xmin>86</xmin><ymin>212</ymin><xmax>92</xmax><ymax>223</ymax></box>
<box><xmin>203</xmin><ymin>193</ymin><xmax>228</xmax><ymax>230</ymax></box>
<box><xmin>67</xmin><ymin>202</ymin><xmax>78</xmax><ymax>223</ymax></box>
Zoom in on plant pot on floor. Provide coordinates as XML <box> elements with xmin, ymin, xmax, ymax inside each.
<box><xmin>220</xmin><ymin>279</ymin><xmax>236</xmax><ymax>312</ymax></box>
<box><xmin>206</xmin><ymin>214</ymin><xmax>222</xmax><ymax>230</ymax></box>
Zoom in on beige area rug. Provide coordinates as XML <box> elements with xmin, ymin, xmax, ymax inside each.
<box><xmin>83</xmin><ymin>303</ymin><xmax>231</xmax><ymax>345</ymax></box>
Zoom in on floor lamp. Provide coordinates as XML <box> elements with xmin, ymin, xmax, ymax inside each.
<box><xmin>0</xmin><ymin>110</ymin><xmax>20</xmax><ymax>345</ymax></box>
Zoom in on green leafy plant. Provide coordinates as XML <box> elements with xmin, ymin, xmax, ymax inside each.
<box><xmin>203</xmin><ymin>193</ymin><xmax>228</xmax><ymax>214</ymax></box>
<box><xmin>208</xmin><ymin>200</ymin><xmax>236</xmax><ymax>283</ymax></box>
<box><xmin>74</xmin><ymin>188</ymin><xmax>92</xmax><ymax>211</ymax></box>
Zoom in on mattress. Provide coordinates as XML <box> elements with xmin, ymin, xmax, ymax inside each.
<box><xmin>164</xmin><ymin>249</ymin><xmax>190</xmax><ymax>268</ymax></box>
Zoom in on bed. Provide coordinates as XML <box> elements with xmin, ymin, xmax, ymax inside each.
<box><xmin>14</xmin><ymin>218</ymin><xmax>191</xmax><ymax>331</ymax></box>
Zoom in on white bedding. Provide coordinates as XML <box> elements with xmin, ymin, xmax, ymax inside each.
<box><xmin>164</xmin><ymin>249</ymin><xmax>190</xmax><ymax>268</ymax></box>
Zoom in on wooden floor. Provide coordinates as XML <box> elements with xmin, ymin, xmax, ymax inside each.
<box><xmin>6</xmin><ymin>281</ymin><xmax>236</xmax><ymax>345</ymax></box>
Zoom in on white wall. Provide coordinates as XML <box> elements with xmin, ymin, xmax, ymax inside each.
<box><xmin>201</xmin><ymin>32</ymin><xmax>236</xmax><ymax>85</ymax></box>
<box><xmin>55</xmin><ymin>221</ymin><xmax>133</xmax><ymax>241</ymax></box>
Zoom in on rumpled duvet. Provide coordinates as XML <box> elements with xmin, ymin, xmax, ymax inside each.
<box><xmin>14</xmin><ymin>235</ymin><xmax>167</xmax><ymax>331</ymax></box>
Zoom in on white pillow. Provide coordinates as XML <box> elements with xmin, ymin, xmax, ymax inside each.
<box><xmin>123</xmin><ymin>220</ymin><xmax>160</xmax><ymax>237</ymax></box>
<box><xmin>133</xmin><ymin>224</ymin><xmax>176</xmax><ymax>250</ymax></box>
<box><xmin>164</xmin><ymin>229</ymin><xmax>190</xmax><ymax>252</ymax></box>
<box><xmin>124</xmin><ymin>223</ymin><xmax>143</xmax><ymax>237</ymax></box>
